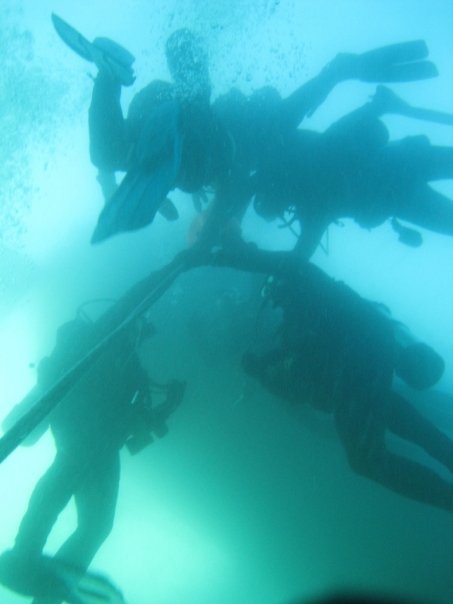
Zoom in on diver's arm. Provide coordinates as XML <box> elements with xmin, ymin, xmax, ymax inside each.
<box><xmin>88</xmin><ymin>70</ymin><xmax>129</xmax><ymax>171</ymax></box>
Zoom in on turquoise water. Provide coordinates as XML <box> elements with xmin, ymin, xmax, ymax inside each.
<box><xmin>0</xmin><ymin>1</ymin><xmax>452</xmax><ymax>603</ymax></box>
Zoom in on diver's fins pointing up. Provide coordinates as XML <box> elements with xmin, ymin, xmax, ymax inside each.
<box><xmin>372</xmin><ymin>85</ymin><xmax>453</xmax><ymax>126</ymax></box>
<box><xmin>91</xmin><ymin>161</ymin><xmax>179</xmax><ymax>243</ymax></box>
<box><xmin>51</xmin><ymin>13</ymin><xmax>135</xmax><ymax>86</ymax></box>
<box><xmin>356</xmin><ymin>39</ymin><xmax>438</xmax><ymax>82</ymax></box>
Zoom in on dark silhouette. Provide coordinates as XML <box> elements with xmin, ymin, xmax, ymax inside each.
<box><xmin>253</xmin><ymin>86</ymin><xmax>453</xmax><ymax>257</ymax></box>
<box><xmin>0</xmin><ymin>314</ymin><xmax>184</xmax><ymax>604</ymax></box>
<box><xmin>87</xmin><ymin>29</ymin><xmax>438</xmax><ymax>245</ymax></box>
<box><xmin>242</xmin><ymin>267</ymin><xmax>453</xmax><ymax>512</ymax></box>
<box><xmin>88</xmin><ymin>28</ymin><xmax>225</xmax><ymax>242</ymax></box>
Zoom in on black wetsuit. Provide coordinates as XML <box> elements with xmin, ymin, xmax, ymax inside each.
<box><xmin>243</xmin><ymin>268</ymin><xmax>453</xmax><ymax>512</ymax></box>
<box><xmin>9</xmin><ymin>320</ymin><xmax>151</xmax><ymax>604</ymax></box>
<box><xmin>88</xmin><ymin>54</ymin><xmax>349</xmax><ymax>245</ymax></box>
<box><xmin>254</xmin><ymin>101</ymin><xmax>453</xmax><ymax>257</ymax></box>
<box><xmin>89</xmin><ymin>72</ymin><xmax>229</xmax><ymax>194</ymax></box>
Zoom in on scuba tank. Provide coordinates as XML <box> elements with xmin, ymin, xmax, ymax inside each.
<box><xmin>393</xmin><ymin>323</ymin><xmax>445</xmax><ymax>390</ymax></box>
<box><xmin>374</xmin><ymin>303</ymin><xmax>444</xmax><ymax>390</ymax></box>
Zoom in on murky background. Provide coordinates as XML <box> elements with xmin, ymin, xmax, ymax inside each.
<box><xmin>0</xmin><ymin>1</ymin><xmax>452</xmax><ymax>603</ymax></box>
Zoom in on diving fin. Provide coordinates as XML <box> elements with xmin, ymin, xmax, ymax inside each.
<box><xmin>0</xmin><ymin>550</ymin><xmax>124</xmax><ymax>604</ymax></box>
<box><xmin>51</xmin><ymin>13</ymin><xmax>94</xmax><ymax>62</ymax></box>
<box><xmin>358</xmin><ymin>60</ymin><xmax>438</xmax><ymax>83</ymax></box>
<box><xmin>401</xmin><ymin>104</ymin><xmax>453</xmax><ymax>126</ymax></box>
<box><xmin>91</xmin><ymin>164</ymin><xmax>176</xmax><ymax>243</ymax></box>
<box><xmin>51</xmin><ymin>560</ymin><xmax>126</xmax><ymax>604</ymax></box>
<box><xmin>373</xmin><ymin>85</ymin><xmax>453</xmax><ymax>126</ymax></box>
<box><xmin>356</xmin><ymin>39</ymin><xmax>438</xmax><ymax>82</ymax></box>
<box><xmin>91</xmin><ymin>99</ymin><xmax>182</xmax><ymax>243</ymax></box>
<box><xmin>360</xmin><ymin>39</ymin><xmax>429</xmax><ymax>67</ymax></box>
<box><xmin>51</xmin><ymin>13</ymin><xmax>135</xmax><ymax>86</ymax></box>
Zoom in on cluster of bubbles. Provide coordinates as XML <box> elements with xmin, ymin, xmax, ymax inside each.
<box><xmin>0</xmin><ymin>5</ymin><xmax>69</xmax><ymax>248</ymax></box>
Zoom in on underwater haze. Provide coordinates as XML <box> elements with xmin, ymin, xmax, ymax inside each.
<box><xmin>0</xmin><ymin>1</ymin><xmax>452</xmax><ymax>603</ymax></box>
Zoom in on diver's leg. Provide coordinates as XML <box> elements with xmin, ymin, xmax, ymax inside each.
<box><xmin>359</xmin><ymin>447</ymin><xmax>453</xmax><ymax>512</ymax></box>
<box><xmin>385</xmin><ymin>392</ymin><xmax>453</xmax><ymax>473</ymax></box>
<box><xmin>13</xmin><ymin>454</ymin><xmax>77</xmax><ymax>558</ymax></box>
<box><xmin>323</xmin><ymin>100</ymin><xmax>389</xmax><ymax>149</ymax></box>
<box><xmin>335</xmin><ymin>397</ymin><xmax>453</xmax><ymax>512</ymax></box>
<box><xmin>415</xmin><ymin>144</ymin><xmax>453</xmax><ymax>181</ymax></box>
<box><xmin>0</xmin><ymin>455</ymin><xmax>80</xmax><ymax>603</ymax></box>
<box><xmin>397</xmin><ymin>185</ymin><xmax>453</xmax><ymax>237</ymax></box>
<box><xmin>388</xmin><ymin>137</ymin><xmax>453</xmax><ymax>181</ymax></box>
<box><xmin>53</xmin><ymin>453</ymin><xmax>120</xmax><ymax>571</ymax></box>
<box><xmin>30</xmin><ymin>456</ymin><xmax>121</xmax><ymax>604</ymax></box>
<box><xmin>89</xmin><ymin>71</ymin><xmax>127</xmax><ymax>171</ymax></box>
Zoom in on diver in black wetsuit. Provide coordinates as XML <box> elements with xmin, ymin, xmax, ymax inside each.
<box><xmin>241</xmin><ymin>265</ymin><xmax>453</xmax><ymax>513</ymax></box>
<box><xmin>88</xmin><ymin>28</ymin><xmax>230</xmax><ymax>243</ymax></box>
<box><xmin>200</xmin><ymin>41</ymin><xmax>440</xmax><ymax>245</ymax></box>
<box><xmin>253</xmin><ymin>85</ymin><xmax>453</xmax><ymax>258</ymax></box>
<box><xmin>0</xmin><ymin>314</ymin><xmax>184</xmax><ymax>604</ymax></box>
<box><xmin>87</xmin><ymin>28</ymin><xmax>438</xmax><ymax>247</ymax></box>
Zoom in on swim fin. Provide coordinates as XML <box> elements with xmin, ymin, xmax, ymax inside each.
<box><xmin>91</xmin><ymin>99</ymin><xmax>182</xmax><ymax>243</ymax></box>
<box><xmin>372</xmin><ymin>85</ymin><xmax>453</xmax><ymax>125</ymax></box>
<box><xmin>52</xmin><ymin>560</ymin><xmax>126</xmax><ymax>604</ymax></box>
<box><xmin>51</xmin><ymin>13</ymin><xmax>135</xmax><ymax>86</ymax></box>
<box><xmin>0</xmin><ymin>549</ymin><xmax>125</xmax><ymax>604</ymax></box>
<box><xmin>360</xmin><ymin>39</ymin><xmax>429</xmax><ymax>66</ymax></box>
<box><xmin>91</xmin><ymin>162</ymin><xmax>178</xmax><ymax>242</ymax></box>
<box><xmin>356</xmin><ymin>39</ymin><xmax>438</xmax><ymax>82</ymax></box>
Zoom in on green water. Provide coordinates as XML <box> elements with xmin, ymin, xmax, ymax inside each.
<box><xmin>0</xmin><ymin>1</ymin><xmax>452</xmax><ymax>603</ymax></box>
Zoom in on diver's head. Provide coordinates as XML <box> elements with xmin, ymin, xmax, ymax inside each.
<box><xmin>165</xmin><ymin>29</ymin><xmax>211</xmax><ymax>100</ymax></box>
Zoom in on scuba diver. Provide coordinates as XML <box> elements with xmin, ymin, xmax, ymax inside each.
<box><xmin>0</xmin><ymin>310</ymin><xmax>185</xmax><ymax>604</ymax></box>
<box><xmin>253</xmin><ymin>85</ymin><xmax>453</xmax><ymax>258</ymax></box>
<box><xmin>196</xmin><ymin>40</ymin><xmax>441</xmax><ymax>248</ymax></box>
<box><xmin>239</xmin><ymin>253</ymin><xmax>453</xmax><ymax>513</ymax></box>
<box><xmin>52</xmin><ymin>14</ymin><xmax>439</xmax><ymax>247</ymax></box>
<box><xmin>85</xmin><ymin>23</ymin><xmax>229</xmax><ymax>243</ymax></box>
